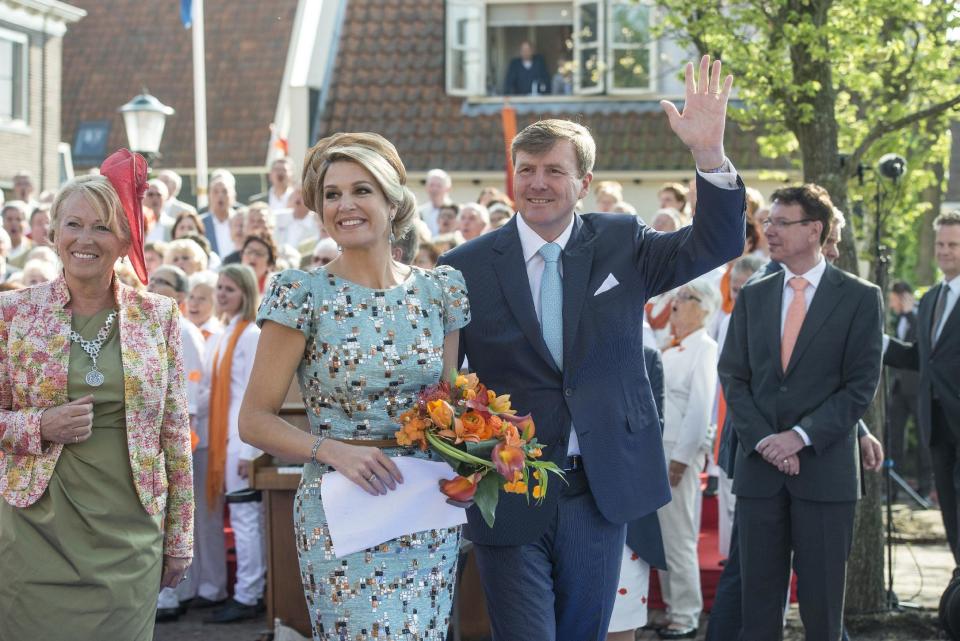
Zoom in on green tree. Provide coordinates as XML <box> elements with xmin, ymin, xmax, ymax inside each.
<box><xmin>651</xmin><ymin>0</ymin><xmax>960</xmax><ymax>614</ymax></box>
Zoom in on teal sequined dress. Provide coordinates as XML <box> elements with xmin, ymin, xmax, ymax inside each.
<box><xmin>257</xmin><ymin>265</ymin><xmax>471</xmax><ymax>641</ymax></box>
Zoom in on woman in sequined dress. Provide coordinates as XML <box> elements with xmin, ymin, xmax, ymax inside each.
<box><xmin>240</xmin><ymin>132</ymin><xmax>470</xmax><ymax>640</ymax></box>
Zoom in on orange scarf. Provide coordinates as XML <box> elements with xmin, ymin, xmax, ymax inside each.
<box><xmin>645</xmin><ymin>299</ymin><xmax>672</xmax><ymax>330</ymax></box>
<box><xmin>206</xmin><ymin>319</ymin><xmax>251</xmax><ymax>506</ymax></box>
<box><xmin>719</xmin><ymin>262</ymin><xmax>735</xmax><ymax>314</ymax></box>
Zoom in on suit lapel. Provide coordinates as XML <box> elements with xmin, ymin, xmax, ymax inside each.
<box><xmin>561</xmin><ymin>215</ymin><xmax>595</xmax><ymax>369</ymax></box>
<box><xmin>784</xmin><ymin>263</ymin><xmax>845</xmax><ymax>376</ymax></box>
<box><xmin>933</xmin><ymin>283</ymin><xmax>960</xmax><ymax>356</ymax></box>
<box><xmin>491</xmin><ymin>218</ymin><xmax>560</xmax><ymax>372</ymax></box>
<box><xmin>916</xmin><ymin>283</ymin><xmax>937</xmax><ymax>353</ymax></box>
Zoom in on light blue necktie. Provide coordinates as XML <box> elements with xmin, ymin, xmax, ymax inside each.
<box><xmin>539</xmin><ymin>242</ymin><xmax>563</xmax><ymax>369</ymax></box>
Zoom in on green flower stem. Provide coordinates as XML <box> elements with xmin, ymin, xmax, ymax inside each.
<box><xmin>426</xmin><ymin>432</ymin><xmax>495</xmax><ymax>469</ymax></box>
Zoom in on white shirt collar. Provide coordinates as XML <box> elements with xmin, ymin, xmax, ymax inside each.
<box><xmin>782</xmin><ymin>256</ymin><xmax>827</xmax><ymax>290</ymax></box>
<box><xmin>944</xmin><ymin>273</ymin><xmax>960</xmax><ymax>293</ymax></box>
<box><xmin>516</xmin><ymin>213</ymin><xmax>576</xmax><ymax>264</ymax></box>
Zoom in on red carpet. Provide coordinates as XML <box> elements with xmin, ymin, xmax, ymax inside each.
<box><xmin>648</xmin><ymin>476</ymin><xmax>797</xmax><ymax>612</ymax></box>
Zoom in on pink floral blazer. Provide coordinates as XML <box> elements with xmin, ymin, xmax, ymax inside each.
<box><xmin>0</xmin><ymin>275</ymin><xmax>194</xmax><ymax>558</ymax></box>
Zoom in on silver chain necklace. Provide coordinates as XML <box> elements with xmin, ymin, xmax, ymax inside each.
<box><xmin>69</xmin><ymin>311</ymin><xmax>117</xmax><ymax>387</ymax></box>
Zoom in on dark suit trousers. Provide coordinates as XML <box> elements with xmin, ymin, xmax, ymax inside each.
<box><xmin>471</xmin><ymin>470</ymin><xmax>626</xmax><ymax>641</ymax></box>
<box><xmin>888</xmin><ymin>389</ymin><xmax>932</xmax><ymax>494</ymax></box>
<box><xmin>930</xmin><ymin>401</ymin><xmax>960</xmax><ymax>565</ymax></box>
<box><xmin>738</xmin><ymin>488</ymin><xmax>856</xmax><ymax>641</ymax></box>
<box><xmin>705</xmin><ymin>510</ymin><xmax>742</xmax><ymax>641</ymax></box>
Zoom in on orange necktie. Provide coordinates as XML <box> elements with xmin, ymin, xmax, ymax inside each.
<box><xmin>781</xmin><ymin>276</ymin><xmax>809</xmax><ymax>371</ymax></box>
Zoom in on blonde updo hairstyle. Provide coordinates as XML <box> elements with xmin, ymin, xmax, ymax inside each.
<box><xmin>50</xmin><ymin>174</ymin><xmax>130</xmax><ymax>244</ymax></box>
<box><xmin>301</xmin><ymin>132</ymin><xmax>417</xmax><ymax>242</ymax></box>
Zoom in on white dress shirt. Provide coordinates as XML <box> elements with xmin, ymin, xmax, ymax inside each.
<box><xmin>516</xmin><ymin>213</ymin><xmax>579</xmax><ymax>455</ymax></box>
<box><xmin>779</xmin><ymin>257</ymin><xmax>827</xmax><ymax>334</ymax></box>
<box><xmin>210</xmin><ymin>213</ymin><xmax>235</xmax><ymax>257</ymax></box>
<box><xmin>934</xmin><ymin>273</ymin><xmax>960</xmax><ymax>343</ymax></box>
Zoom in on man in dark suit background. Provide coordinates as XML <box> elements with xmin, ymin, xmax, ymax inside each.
<box><xmin>707</xmin><ymin>205</ymin><xmax>884</xmax><ymax>641</ymax></box>
<box><xmin>440</xmin><ymin>57</ymin><xmax>745</xmax><ymax>641</ymax></box>
<box><xmin>719</xmin><ymin>184</ymin><xmax>883</xmax><ymax>641</ymax></box>
<box><xmin>885</xmin><ymin>211</ymin><xmax>960</xmax><ymax>566</ymax></box>
<box><xmin>503</xmin><ymin>41</ymin><xmax>551</xmax><ymax>95</ymax></box>
<box><xmin>886</xmin><ymin>280</ymin><xmax>932</xmax><ymax>499</ymax></box>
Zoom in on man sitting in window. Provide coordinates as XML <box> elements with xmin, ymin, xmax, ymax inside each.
<box><xmin>504</xmin><ymin>41</ymin><xmax>550</xmax><ymax>95</ymax></box>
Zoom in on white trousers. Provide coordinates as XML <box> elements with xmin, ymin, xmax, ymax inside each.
<box><xmin>717</xmin><ymin>472</ymin><xmax>736</xmax><ymax>558</ymax></box>
<box><xmin>158</xmin><ymin>447</ymin><xmax>227</xmax><ymax>608</ymax></box>
<box><xmin>656</xmin><ymin>452</ymin><xmax>704</xmax><ymax>629</ymax></box>
<box><xmin>226</xmin><ymin>448</ymin><xmax>265</xmax><ymax>606</ymax></box>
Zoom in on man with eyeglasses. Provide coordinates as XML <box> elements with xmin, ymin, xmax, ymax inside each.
<box><xmin>718</xmin><ymin>184</ymin><xmax>883</xmax><ymax>641</ymax></box>
<box><xmin>147</xmin><ymin>266</ymin><xmax>212</xmax><ymax>622</ymax></box>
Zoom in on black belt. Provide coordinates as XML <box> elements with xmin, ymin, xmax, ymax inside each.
<box><xmin>563</xmin><ymin>455</ymin><xmax>584</xmax><ymax>472</ymax></box>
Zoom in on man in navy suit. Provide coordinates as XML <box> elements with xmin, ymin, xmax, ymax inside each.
<box><xmin>504</xmin><ymin>41</ymin><xmax>551</xmax><ymax>95</ymax></box>
<box><xmin>439</xmin><ymin>56</ymin><xmax>745</xmax><ymax>641</ymax></box>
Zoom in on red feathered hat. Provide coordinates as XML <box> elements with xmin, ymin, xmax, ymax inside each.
<box><xmin>100</xmin><ymin>149</ymin><xmax>149</xmax><ymax>284</ymax></box>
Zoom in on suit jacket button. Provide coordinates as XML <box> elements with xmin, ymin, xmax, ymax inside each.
<box><xmin>565</xmin><ymin>388</ymin><xmax>573</xmax><ymax>397</ymax></box>
<box><xmin>779</xmin><ymin>386</ymin><xmax>788</xmax><ymax>392</ymax></box>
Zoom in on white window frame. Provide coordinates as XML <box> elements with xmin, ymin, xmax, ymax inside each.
<box><xmin>444</xmin><ymin>0</ymin><xmax>659</xmax><ymax>98</ymax></box>
<box><xmin>606</xmin><ymin>0</ymin><xmax>656</xmax><ymax>95</ymax></box>
<box><xmin>0</xmin><ymin>26</ymin><xmax>28</xmax><ymax>125</ymax></box>
<box><xmin>446</xmin><ymin>0</ymin><xmax>486</xmax><ymax>97</ymax></box>
<box><xmin>573</xmin><ymin>0</ymin><xmax>604</xmax><ymax>95</ymax></box>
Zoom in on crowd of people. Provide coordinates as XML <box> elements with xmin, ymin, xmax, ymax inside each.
<box><xmin>1</xmin><ymin>55</ymin><xmax>958</xmax><ymax>641</ymax></box>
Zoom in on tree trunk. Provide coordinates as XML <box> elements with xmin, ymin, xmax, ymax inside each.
<box><xmin>915</xmin><ymin>160</ymin><xmax>944</xmax><ymax>285</ymax></box>
<box><xmin>844</xmin><ymin>397</ymin><xmax>889</xmax><ymax>613</ymax></box>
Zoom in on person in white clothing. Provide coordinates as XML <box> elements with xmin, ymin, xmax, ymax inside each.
<box><xmin>417</xmin><ymin>168</ymin><xmax>453</xmax><ymax>235</ymax></box>
<box><xmin>267</xmin><ymin>158</ymin><xmax>295</xmax><ymax>211</ymax></box>
<box><xmin>146</xmin><ymin>266</ymin><xmax>210</xmax><ymax>622</ymax></box>
<box><xmin>156</xmin><ymin>170</ymin><xmax>199</xmax><ymax>221</ymax></box>
<box><xmin>143</xmin><ymin>179</ymin><xmax>174</xmax><ymax>243</ymax></box>
<box><xmin>273</xmin><ymin>186</ymin><xmax>318</xmax><ymax>249</ymax></box>
<box><xmin>201</xmin><ymin>173</ymin><xmax>238</xmax><ymax>257</ymax></box>
<box><xmin>204</xmin><ymin>264</ymin><xmax>265</xmax><ymax>623</ymax></box>
<box><xmin>656</xmin><ymin>277</ymin><xmax>720</xmax><ymax>639</ymax></box>
<box><xmin>186</xmin><ymin>271</ymin><xmax>223</xmax><ymax>339</ymax></box>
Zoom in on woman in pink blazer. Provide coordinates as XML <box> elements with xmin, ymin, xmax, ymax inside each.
<box><xmin>0</xmin><ymin>150</ymin><xmax>193</xmax><ymax>641</ymax></box>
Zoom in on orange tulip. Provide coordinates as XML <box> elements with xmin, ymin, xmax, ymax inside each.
<box><xmin>493</xmin><ymin>441</ymin><xmax>525</xmax><ymax>480</ymax></box>
<box><xmin>427</xmin><ymin>399</ymin><xmax>455</xmax><ymax>429</ymax></box>
<box><xmin>440</xmin><ymin>473</ymin><xmax>481</xmax><ymax>502</ymax></box>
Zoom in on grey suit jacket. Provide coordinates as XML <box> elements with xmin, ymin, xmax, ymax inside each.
<box><xmin>718</xmin><ymin>262</ymin><xmax>883</xmax><ymax>502</ymax></box>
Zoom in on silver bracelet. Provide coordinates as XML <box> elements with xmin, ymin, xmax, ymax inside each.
<box><xmin>310</xmin><ymin>435</ymin><xmax>327</xmax><ymax>464</ymax></box>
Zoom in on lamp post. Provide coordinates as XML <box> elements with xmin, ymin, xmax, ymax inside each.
<box><xmin>118</xmin><ymin>91</ymin><xmax>175</xmax><ymax>164</ymax></box>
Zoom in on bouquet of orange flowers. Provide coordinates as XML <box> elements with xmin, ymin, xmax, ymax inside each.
<box><xmin>394</xmin><ymin>373</ymin><xmax>564</xmax><ymax>527</ymax></box>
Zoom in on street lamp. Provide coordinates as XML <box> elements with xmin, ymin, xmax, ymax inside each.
<box><xmin>119</xmin><ymin>91</ymin><xmax>174</xmax><ymax>163</ymax></box>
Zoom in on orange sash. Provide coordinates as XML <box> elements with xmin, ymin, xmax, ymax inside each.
<box><xmin>719</xmin><ymin>262</ymin><xmax>735</xmax><ymax>315</ymax></box>
<box><xmin>206</xmin><ymin>319</ymin><xmax>251</xmax><ymax>506</ymax></box>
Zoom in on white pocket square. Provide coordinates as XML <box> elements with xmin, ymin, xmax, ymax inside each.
<box><xmin>594</xmin><ymin>274</ymin><xmax>620</xmax><ymax>296</ymax></box>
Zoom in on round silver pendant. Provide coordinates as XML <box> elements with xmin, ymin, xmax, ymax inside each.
<box><xmin>85</xmin><ymin>369</ymin><xmax>105</xmax><ymax>387</ymax></box>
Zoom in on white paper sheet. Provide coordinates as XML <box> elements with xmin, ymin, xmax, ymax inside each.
<box><xmin>320</xmin><ymin>457</ymin><xmax>468</xmax><ymax>558</ymax></box>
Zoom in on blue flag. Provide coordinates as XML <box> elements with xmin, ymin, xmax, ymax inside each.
<box><xmin>180</xmin><ymin>0</ymin><xmax>192</xmax><ymax>28</ymax></box>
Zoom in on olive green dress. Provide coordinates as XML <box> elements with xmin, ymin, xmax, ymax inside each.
<box><xmin>0</xmin><ymin>309</ymin><xmax>163</xmax><ymax>641</ymax></box>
